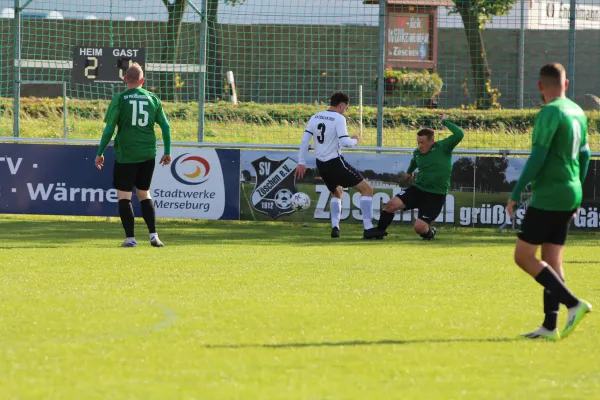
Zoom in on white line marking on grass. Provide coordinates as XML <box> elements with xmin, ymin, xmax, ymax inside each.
<box><xmin>62</xmin><ymin>301</ymin><xmax>179</xmax><ymax>343</ymax></box>
<box><xmin>2</xmin><ymin>300</ymin><xmax>178</xmax><ymax>344</ymax></box>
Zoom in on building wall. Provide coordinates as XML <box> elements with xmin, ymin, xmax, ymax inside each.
<box><xmin>1</xmin><ymin>19</ymin><xmax>599</xmax><ymax>108</ymax></box>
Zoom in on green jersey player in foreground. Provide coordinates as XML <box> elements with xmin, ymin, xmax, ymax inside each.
<box><xmin>95</xmin><ymin>63</ymin><xmax>172</xmax><ymax>248</ymax></box>
<box><xmin>508</xmin><ymin>63</ymin><xmax>592</xmax><ymax>341</ymax></box>
<box><xmin>376</xmin><ymin>114</ymin><xmax>464</xmax><ymax>240</ymax></box>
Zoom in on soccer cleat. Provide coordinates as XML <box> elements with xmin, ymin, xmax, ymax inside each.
<box><xmin>422</xmin><ymin>227</ymin><xmax>437</xmax><ymax>241</ymax></box>
<box><xmin>331</xmin><ymin>227</ymin><xmax>340</xmax><ymax>238</ymax></box>
<box><xmin>561</xmin><ymin>300</ymin><xmax>592</xmax><ymax>338</ymax></box>
<box><xmin>521</xmin><ymin>326</ymin><xmax>560</xmax><ymax>341</ymax></box>
<box><xmin>150</xmin><ymin>237</ymin><xmax>164</xmax><ymax>247</ymax></box>
<box><xmin>363</xmin><ymin>228</ymin><xmax>388</xmax><ymax>240</ymax></box>
<box><xmin>121</xmin><ymin>238</ymin><xmax>138</xmax><ymax>247</ymax></box>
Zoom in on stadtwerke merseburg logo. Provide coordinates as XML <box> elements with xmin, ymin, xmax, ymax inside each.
<box><xmin>170</xmin><ymin>153</ymin><xmax>211</xmax><ymax>185</ymax></box>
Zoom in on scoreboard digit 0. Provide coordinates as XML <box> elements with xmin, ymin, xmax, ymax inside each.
<box><xmin>72</xmin><ymin>46</ymin><xmax>146</xmax><ymax>84</ymax></box>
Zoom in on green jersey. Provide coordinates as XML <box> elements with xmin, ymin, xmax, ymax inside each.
<box><xmin>407</xmin><ymin>120</ymin><xmax>465</xmax><ymax>195</ymax></box>
<box><xmin>528</xmin><ymin>97</ymin><xmax>588</xmax><ymax>211</ymax></box>
<box><xmin>103</xmin><ymin>88</ymin><xmax>169</xmax><ymax>163</ymax></box>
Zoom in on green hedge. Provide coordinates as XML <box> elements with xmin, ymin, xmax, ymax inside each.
<box><xmin>1</xmin><ymin>98</ymin><xmax>598</xmax><ymax>133</ymax></box>
<box><xmin>373</xmin><ymin>68</ymin><xmax>444</xmax><ymax>100</ymax></box>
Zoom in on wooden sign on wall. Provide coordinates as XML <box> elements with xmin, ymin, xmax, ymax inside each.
<box><xmin>366</xmin><ymin>0</ymin><xmax>454</xmax><ymax>71</ymax></box>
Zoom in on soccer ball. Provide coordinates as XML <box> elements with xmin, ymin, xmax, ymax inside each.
<box><xmin>291</xmin><ymin>192</ymin><xmax>311</xmax><ymax>211</ymax></box>
<box><xmin>274</xmin><ymin>189</ymin><xmax>293</xmax><ymax>209</ymax></box>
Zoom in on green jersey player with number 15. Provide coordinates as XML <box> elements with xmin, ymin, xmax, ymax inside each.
<box><xmin>508</xmin><ymin>63</ymin><xmax>592</xmax><ymax>341</ymax></box>
<box><xmin>95</xmin><ymin>63</ymin><xmax>172</xmax><ymax>248</ymax></box>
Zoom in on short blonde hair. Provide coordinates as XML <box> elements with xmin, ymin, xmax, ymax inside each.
<box><xmin>125</xmin><ymin>62</ymin><xmax>144</xmax><ymax>83</ymax></box>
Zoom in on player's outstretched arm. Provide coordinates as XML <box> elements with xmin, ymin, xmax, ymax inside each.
<box><xmin>295</xmin><ymin>129</ymin><xmax>312</xmax><ymax>179</ymax></box>
<box><xmin>339</xmin><ymin>136</ymin><xmax>358</xmax><ymax>147</ymax></box>
<box><xmin>336</xmin><ymin>115</ymin><xmax>358</xmax><ymax>148</ymax></box>
<box><xmin>508</xmin><ymin>106</ymin><xmax>558</xmax><ymax>216</ymax></box>
<box><xmin>509</xmin><ymin>146</ymin><xmax>549</xmax><ymax>202</ymax></box>
<box><xmin>579</xmin><ymin>143</ymin><xmax>591</xmax><ymax>184</ymax></box>
<box><xmin>440</xmin><ymin>115</ymin><xmax>465</xmax><ymax>151</ymax></box>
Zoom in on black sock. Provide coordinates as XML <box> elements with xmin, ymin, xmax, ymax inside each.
<box><xmin>542</xmin><ymin>275</ymin><xmax>564</xmax><ymax>331</ymax></box>
<box><xmin>535</xmin><ymin>267</ymin><xmax>579</xmax><ymax>309</ymax></box>
<box><xmin>377</xmin><ymin>210</ymin><xmax>394</xmax><ymax>231</ymax></box>
<box><xmin>118</xmin><ymin>199</ymin><xmax>135</xmax><ymax>238</ymax></box>
<box><xmin>140</xmin><ymin>199</ymin><xmax>157</xmax><ymax>234</ymax></box>
<box><xmin>419</xmin><ymin>227</ymin><xmax>434</xmax><ymax>239</ymax></box>
<box><xmin>542</xmin><ymin>289</ymin><xmax>559</xmax><ymax>330</ymax></box>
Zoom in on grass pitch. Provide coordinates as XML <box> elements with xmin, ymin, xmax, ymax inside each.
<box><xmin>0</xmin><ymin>215</ymin><xmax>599</xmax><ymax>399</ymax></box>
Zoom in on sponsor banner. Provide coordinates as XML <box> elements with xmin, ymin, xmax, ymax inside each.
<box><xmin>459</xmin><ymin>157</ymin><xmax>600</xmax><ymax>230</ymax></box>
<box><xmin>249</xmin><ymin>155</ymin><xmax>299</xmax><ymax>218</ymax></box>
<box><xmin>151</xmin><ymin>148</ymin><xmax>240</xmax><ymax>220</ymax></box>
<box><xmin>240</xmin><ymin>150</ymin><xmax>466</xmax><ymax>225</ymax></box>
<box><xmin>240</xmin><ymin>150</ymin><xmax>600</xmax><ymax>230</ymax></box>
<box><xmin>0</xmin><ymin>143</ymin><xmax>240</xmax><ymax>220</ymax></box>
<box><xmin>0</xmin><ymin>143</ymin><xmax>118</xmax><ymax>216</ymax></box>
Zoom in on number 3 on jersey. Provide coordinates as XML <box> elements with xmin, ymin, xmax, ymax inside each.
<box><xmin>572</xmin><ymin>119</ymin><xmax>581</xmax><ymax>160</ymax></box>
<box><xmin>129</xmin><ymin>100</ymin><xmax>149</xmax><ymax>127</ymax></box>
<box><xmin>316</xmin><ymin>123</ymin><xmax>326</xmax><ymax>144</ymax></box>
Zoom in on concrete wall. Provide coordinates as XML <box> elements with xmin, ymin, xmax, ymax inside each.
<box><xmin>1</xmin><ymin>19</ymin><xmax>599</xmax><ymax>108</ymax></box>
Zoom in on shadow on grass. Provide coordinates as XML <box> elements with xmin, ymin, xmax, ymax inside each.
<box><xmin>0</xmin><ymin>246</ymin><xmax>64</xmax><ymax>249</ymax></box>
<box><xmin>565</xmin><ymin>261</ymin><xmax>600</xmax><ymax>265</ymax></box>
<box><xmin>0</xmin><ymin>217</ymin><xmax>596</xmax><ymax>248</ymax></box>
<box><xmin>203</xmin><ymin>336</ymin><xmax>522</xmax><ymax>350</ymax></box>
<box><xmin>0</xmin><ymin>219</ymin><xmax>519</xmax><ymax>248</ymax></box>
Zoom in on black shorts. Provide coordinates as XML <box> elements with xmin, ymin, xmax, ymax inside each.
<box><xmin>396</xmin><ymin>186</ymin><xmax>446</xmax><ymax>224</ymax></box>
<box><xmin>518</xmin><ymin>206</ymin><xmax>576</xmax><ymax>246</ymax></box>
<box><xmin>316</xmin><ymin>156</ymin><xmax>364</xmax><ymax>193</ymax></box>
<box><xmin>113</xmin><ymin>158</ymin><xmax>156</xmax><ymax>192</ymax></box>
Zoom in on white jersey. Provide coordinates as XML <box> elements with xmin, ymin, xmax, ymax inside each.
<box><xmin>305</xmin><ymin>111</ymin><xmax>353</xmax><ymax>162</ymax></box>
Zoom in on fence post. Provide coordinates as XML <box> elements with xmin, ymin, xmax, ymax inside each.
<box><xmin>197</xmin><ymin>0</ymin><xmax>208</xmax><ymax>142</ymax></box>
<box><xmin>63</xmin><ymin>82</ymin><xmax>67</xmax><ymax>139</ymax></box>
<box><xmin>567</xmin><ymin>0</ymin><xmax>576</xmax><ymax>99</ymax></box>
<box><xmin>518</xmin><ymin>0</ymin><xmax>525</xmax><ymax>109</ymax></box>
<box><xmin>13</xmin><ymin>0</ymin><xmax>21</xmax><ymax>138</ymax></box>
<box><xmin>376</xmin><ymin>0</ymin><xmax>386</xmax><ymax>149</ymax></box>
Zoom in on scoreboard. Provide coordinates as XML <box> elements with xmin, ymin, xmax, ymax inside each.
<box><xmin>72</xmin><ymin>46</ymin><xmax>146</xmax><ymax>84</ymax></box>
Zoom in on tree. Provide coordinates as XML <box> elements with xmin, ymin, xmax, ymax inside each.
<box><xmin>451</xmin><ymin>157</ymin><xmax>475</xmax><ymax>190</ymax></box>
<box><xmin>161</xmin><ymin>0</ymin><xmax>246</xmax><ymax>101</ymax></box>
<box><xmin>241</xmin><ymin>169</ymin><xmax>252</xmax><ymax>182</ymax></box>
<box><xmin>160</xmin><ymin>0</ymin><xmax>188</xmax><ymax>101</ymax></box>
<box><xmin>206</xmin><ymin>0</ymin><xmax>246</xmax><ymax>101</ymax></box>
<box><xmin>450</xmin><ymin>0</ymin><xmax>515</xmax><ymax>109</ymax></box>
<box><xmin>475</xmin><ymin>156</ymin><xmax>509</xmax><ymax>192</ymax></box>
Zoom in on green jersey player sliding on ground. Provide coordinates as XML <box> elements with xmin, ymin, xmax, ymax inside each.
<box><xmin>95</xmin><ymin>63</ymin><xmax>172</xmax><ymax>248</ymax></box>
<box><xmin>508</xmin><ymin>63</ymin><xmax>592</xmax><ymax>341</ymax></box>
<box><xmin>376</xmin><ymin>114</ymin><xmax>464</xmax><ymax>241</ymax></box>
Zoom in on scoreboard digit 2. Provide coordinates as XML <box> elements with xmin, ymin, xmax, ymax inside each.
<box><xmin>72</xmin><ymin>46</ymin><xmax>146</xmax><ymax>84</ymax></box>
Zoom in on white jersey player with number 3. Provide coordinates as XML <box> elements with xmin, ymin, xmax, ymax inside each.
<box><xmin>303</xmin><ymin>110</ymin><xmax>358</xmax><ymax>162</ymax></box>
<box><xmin>294</xmin><ymin>92</ymin><xmax>387</xmax><ymax>240</ymax></box>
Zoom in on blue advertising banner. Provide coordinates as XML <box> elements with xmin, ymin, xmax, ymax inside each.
<box><xmin>0</xmin><ymin>144</ymin><xmax>240</xmax><ymax>220</ymax></box>
<box><xmin>239</xmin><ymin>150</ymin><xmax>600</xmax><ymax>230</ymax></box>
<box><xmin>239</xmin><ymin>149</ymin><xmax>465</xmax><ymax>225</ymax></box>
